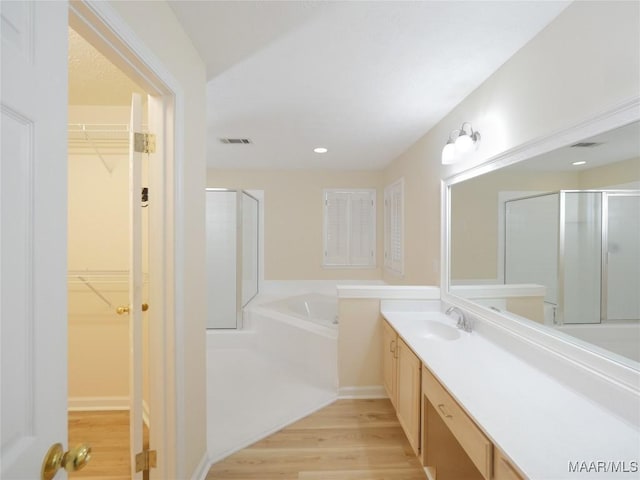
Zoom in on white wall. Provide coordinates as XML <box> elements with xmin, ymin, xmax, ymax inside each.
<box><xmin>106</xmin><ymin>2</ymin><xmax>208</xmax><ymax>478</ymax></box>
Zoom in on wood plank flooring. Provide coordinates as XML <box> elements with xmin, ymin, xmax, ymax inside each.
<box><xmin>68</xmin><ymin>410</ymin><xmax>149</xmax><ymax>480</ymax></box>
<box><xmin>68</xmin><ymin>410</ymin><xmax>130</xmax><ymax>480</ymax></box>
<box><xmin>206</xmin><ymin>399</ymin><xmax>427</xmax><ymax>480</ymax></box>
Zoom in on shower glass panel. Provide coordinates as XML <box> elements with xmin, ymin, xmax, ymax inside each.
<box><xmin>206</xmin><ymin>190</ymin><xmax>238</xmax><ymax>329</ymax></box>
<box><xmin>562</xmin><ymin>192</ymin><xmax>602</xmax><ymax>324</ymax></box>
<box><xmin>606</xmin><ymin>194</ymin><xmax>640</xmax><ymax>321</ymax></box>
<box><xmin>206</xmin><ymin>189</ymin><xmax>260</xmax><ymax>329</ymax></box>
<box><xmin>505</xmin><ymin>193</ymin><xmax>559</xmax><ymax>305</ymax></box>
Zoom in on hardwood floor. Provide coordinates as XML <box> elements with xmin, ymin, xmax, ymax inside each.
<box><xmin>68</xmin><ymin>410</ymin><xmax>149</xmax><ymax>480</ymax></box>
<box><xmin>68</xmin><ymin>410</ymin><xmax>130</xmax><ymax>480</ymax></box>
<box><xmin>206</xmin><ymin>399</ymin><xmax>427</xmax><ymax>480</ymax></box>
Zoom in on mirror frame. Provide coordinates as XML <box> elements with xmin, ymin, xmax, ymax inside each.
<box><xmin>441</xmin><ymin>97</ymin><xmax>640</xmax><ymax>392</ymax></box>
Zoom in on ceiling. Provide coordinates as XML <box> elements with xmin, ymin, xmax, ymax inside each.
<box><xmin>168</xmin><ymin>0</ymin><xmax>571</xmax><ymax>170</ymax></box>
<box><xmin>509</xmin><ymin>121</ymin><xmax>640</xmax><ymax>173</ymax></box>
<box><xmin>68</xmin><ymin>28</ymin><xmax>145</xmax><ymax>106</ymax></box>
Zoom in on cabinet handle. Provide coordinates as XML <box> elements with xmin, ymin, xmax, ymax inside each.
<box><xmin>437</xmin><ymin>403</ymin><xmax>453</xmax><ymax>419</ymax></box>
<box><xmin>390</xmin><ymin>339</ymin><xmax>396</xmax><ymax>353</ymax></box>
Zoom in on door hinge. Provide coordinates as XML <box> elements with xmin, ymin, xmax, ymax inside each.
<box><xmin>135</xmin><ymin>449</ymin><xmax>157</xmax><ymax>473</ymax></box>
<box><xmin>134</xmin><ymin>132</ymin><xmax>156</xmax><ymax>154</ymax></box>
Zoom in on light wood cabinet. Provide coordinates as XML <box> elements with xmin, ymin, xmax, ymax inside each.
<box><xmin>382</xmin><ymin>319</ymin><xmax>398</xmax><ymax>408</ymax></box>
<box><xmin>382</xmin><ymin>320</ymin><xmax>421</xmax><ymax>455</ymax></box>
<box><xmin>422</xmin><ymin>365</ymin><xmax>493</xmax><ymax>480</ymax></box>
<box><xmin>397</xmin><ymin>337</ymin><xmax>421</xmax><ymax>455</ymax></box>
<box><xmin>383</xmin><ymin>319</ymin><xmax>525</xmax><ymax>479</ymax></box>
<box><xmin>493</xmin><ymin>449</ymin><xmax>525</xmax><ymax>480</ymax></box>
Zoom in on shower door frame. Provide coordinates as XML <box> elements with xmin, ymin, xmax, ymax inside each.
<box><xmin>504</xmin><ymin>189</ymin><xmax>640</xmax><ymax>326</ymax></box>
<box><xmin>205</xmin><ymin>188</ymin><xmax>260</xmax><ymax>329</ymax></box>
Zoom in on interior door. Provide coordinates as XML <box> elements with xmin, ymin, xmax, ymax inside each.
<box><xmin>1</xmin><ymin>2</ymin><xmax>69</xmax><ymax>479</ymax></box>
<box><xmin>129</xmin><ymin>93</ymin><xmax>144</xmax><ymax>480</ymax></box>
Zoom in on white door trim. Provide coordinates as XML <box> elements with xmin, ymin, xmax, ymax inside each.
<box><xmin>68</xmin><ymin>2</ymin><xmax>186</xmax><ymax>477</ymax></box>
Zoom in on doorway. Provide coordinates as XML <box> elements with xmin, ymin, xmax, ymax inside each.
<box><xmin>66</xmin><ymin>25</ymin><xmax>150</xmax><ymax>478</ymax></box>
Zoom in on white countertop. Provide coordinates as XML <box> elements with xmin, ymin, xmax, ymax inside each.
<box><xmin>381</xmin><ymin>302</ymin><xmax>640</xmax><ymax>479</ymax></box>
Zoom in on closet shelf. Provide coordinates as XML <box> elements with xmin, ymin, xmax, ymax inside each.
<box><xmin>68</xmin><ymin>270</ymin><xmax>149</xmax><ymax>284</ymax></box>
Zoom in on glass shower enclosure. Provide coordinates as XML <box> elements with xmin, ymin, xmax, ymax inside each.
<box><xmin>505</xmin><ymin>190</ymin><xmax>640</xmax><ymax>325</ymax></box>
<box><xmin>205</xmin><ymin>189</ymin><xmax>259</xmax><ymax>329</ymax></box>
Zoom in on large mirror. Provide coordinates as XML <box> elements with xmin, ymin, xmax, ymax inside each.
<box><xmin>449</xmin><ymin>120</ymin><xmax>640</xmax><ymax>368</ymax></box>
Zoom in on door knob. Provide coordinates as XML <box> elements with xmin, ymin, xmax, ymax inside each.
<box><xmin>116</xmin><ymin>303</ymin><xmax>149</xmax><ymax>315</ymax></box>
<box><xmin>41</xmin><ymin>442</ymin><xmax>91</xmax><ymax>480</ymax></box>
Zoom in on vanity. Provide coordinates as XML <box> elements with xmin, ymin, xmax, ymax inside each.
<box><xmin>377</xmin><ymin>101</ymin><xmax>640</xmax><ymax>479</ymax></box>
<box><xmin>381</xmin><ymin>300</ymin><xmax>639</xmax><ymax>479</ymax></box>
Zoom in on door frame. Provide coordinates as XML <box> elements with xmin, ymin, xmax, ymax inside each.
<box><xmin>68</xmin><ymin>1</ymin><xmax>184</xmax><ymax>477</ymax></box>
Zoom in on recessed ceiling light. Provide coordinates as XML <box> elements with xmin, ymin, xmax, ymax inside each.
<box><xmin>572</xmin><ymin>161</ymin><xmax>587</xmax><ymax>166</ymax></box>
<box><xmin>313</xmin><ymin>147</ymin><xmax>328</xmax><ymax>154</ymax></box>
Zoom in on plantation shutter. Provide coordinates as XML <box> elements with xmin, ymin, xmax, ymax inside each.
<box><xmin>349</xmin><ymin>191</ymin><xmax>375</xmax><ymax>266</ymax></box>
<box><xmin>384</xmin><ymin>179</ymin><xmax>404</xmax><ymax>275</ymax></box>
<box><xmin>323</xmin><ymin>189</ymin><xmax>376</xmax><ymax>267</ymax></box>
<box><xmin>324</xmin><ymin>191</ymin><xmax>350</xmax><ymax>265</ymax></box>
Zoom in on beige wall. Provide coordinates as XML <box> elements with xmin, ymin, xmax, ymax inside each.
<box><xmin>338</xmin><ymin>298</ymin><xmax>383</xmax><ymax>389</ymax></box>
<box><xmin>382</xmin><ymin>1</ymin><xmax>640</xmax><ymax>287</ymax></box>
<box><xmin>108</xmin><ymin>2</ymin><xmax>208</xmax><ymax>478</ymax></box>
<box><xmin>207</xmin><ymin>169</ymin><xmax>385</xmax><ymax>280</ymax></box>
<box><xmin>579</xmin><ymin>157</ymin><xmax>640</xmax><ymax>189</ymax></box>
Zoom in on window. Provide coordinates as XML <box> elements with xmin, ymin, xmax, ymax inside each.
<box><xmin>384</xmin><ymin>179</ymin><xmax>404</xmax><ymax>276</ymax></box>
<box><xmin>323</xmin><ymin>189</ymin><xmax>376</xmax><ymax>267</ymax></box>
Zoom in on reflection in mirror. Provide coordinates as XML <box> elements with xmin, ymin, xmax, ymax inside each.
<box><xmin>450</xmin><ymin>121</ymin><xmax>640</xmax><ymax>365</ymax></box>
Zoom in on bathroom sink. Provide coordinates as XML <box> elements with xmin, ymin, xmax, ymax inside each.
<box><xmin>420</xmin><ymin>320</ymin><xmax>460</xmax><ymax>341</ymax></box>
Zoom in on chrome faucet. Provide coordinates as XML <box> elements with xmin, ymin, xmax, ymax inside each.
<box><xmin>446</xmin><ymin>306</ymin><xmax>472</xmax><ymax>332</ymax></box>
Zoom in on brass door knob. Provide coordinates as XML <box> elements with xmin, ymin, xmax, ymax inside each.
<box><xmin>42</xmin><ymin>443</ymin><xmax>91</xmax><ymax>480</ymax></box>
<box><xmin>116</xmin><ymin>304</ymin><xmax>149</xmax><ymax>315</ymax></box>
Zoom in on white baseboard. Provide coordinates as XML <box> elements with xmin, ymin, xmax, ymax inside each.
<box><xmin>191</xmin><ymin>451</ymin><xmax>212</xmax><ymax>480</ymax></box>
<box><xmin>338</xmin><ymin>385</ymin><xmax>387</xmax><ymax>399</ymax></box>
<box><xmin>68</xmin><ymin>396</ymin><xmax>129</xmax><ymax>411</ymax></box>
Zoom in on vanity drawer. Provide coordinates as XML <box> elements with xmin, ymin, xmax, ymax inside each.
<box><xmin>422</xmin><ymin>365</ymin><xmax>493</xmax><ymax>480</ymax></box>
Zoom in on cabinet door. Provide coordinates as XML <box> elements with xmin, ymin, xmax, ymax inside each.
<box><xmin>494</xmin><ymin>449</ymin><xmax>525</xmax><ymax>480</ymax></box>
<box><xmin>382</xmin><ymin>320</ymin><xmax>398</xmax><ymax>407</ymax></box>
<box><xmin>397</xmin><ymin>337</ymin><xmax>421</xmax><ymax>455</ymax></box>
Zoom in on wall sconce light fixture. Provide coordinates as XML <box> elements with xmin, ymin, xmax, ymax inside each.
<box><xmin>441</xmin><ymin>122</ymin><xmax>481</xmax><ymax>164</ymax></box>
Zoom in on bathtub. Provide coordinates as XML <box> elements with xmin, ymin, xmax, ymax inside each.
<box><xmin>555</xmin><ymin>321</ymin><xmax>640</xmax><ymax>363</ymax></box>
<box><xmin>257</xmin><ymin>293</ymin><xmax>339</xmax><ymax>333</ymax></box>
<box><xmin>206</xmin><ymin>291</ymin><xmax>339</xmax><ymax>460</ymax></box>
<box><xmin>247</xmin><ymin>293</ymin><xmax>338</xmax><ymax>387</ymax></box>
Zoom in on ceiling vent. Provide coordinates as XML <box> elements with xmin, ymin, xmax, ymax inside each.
<box><xmin>570</xmin><ymin>142</ymin><xmax>602</xmax><ymax>148</ymax></box>
<box><xmin>219</xmin><ymin>138</ymin><xmax>252</xmax><ymax>144</ymax></box>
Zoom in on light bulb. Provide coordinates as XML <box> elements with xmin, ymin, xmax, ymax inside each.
<box><xmin>454</xmin><ymin>133</ymin><xmax>474</xmax><ymax>154</ymax></box>
<box><xmin>441</xmin><ymin>142</ymin><xmax>456</xmax><ymax>164</ymax></box>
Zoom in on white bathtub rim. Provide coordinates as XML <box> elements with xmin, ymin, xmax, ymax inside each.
<box><xmin>249</xmin><ymin>306</ymin><xmax>338</xmax><ymax>339</ymax></box>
